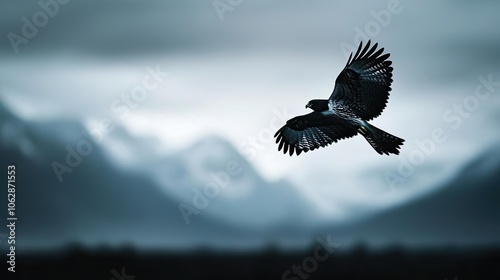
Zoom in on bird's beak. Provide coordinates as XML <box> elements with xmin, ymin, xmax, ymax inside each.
<box><xmin>305</xmin><ymin>104</ymin><xmax>310</xmax><ymax>109</ymax></box>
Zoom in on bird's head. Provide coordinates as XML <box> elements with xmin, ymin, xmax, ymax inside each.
<box><xmin>305</xmin><ymin>99</ymin><xmax>329</xmax><ymax>112</ymax></box>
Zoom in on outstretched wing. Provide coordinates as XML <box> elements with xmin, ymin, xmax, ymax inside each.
<box><xmin>274</xmin><ymin>112</ymin><xmax>357</xmax><ymax>156</ymax></box>
<box><xmin>329</xmin><ymin>40</ymin><xmax>393</xmax><ymax>121</ymax></box>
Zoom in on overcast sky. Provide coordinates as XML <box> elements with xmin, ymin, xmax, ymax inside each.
<box><xmin>1</xmin><ymin>0</ymin><xmax>500</xmax><ymax>217</ymax></box>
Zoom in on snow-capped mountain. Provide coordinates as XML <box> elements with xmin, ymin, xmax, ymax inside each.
<box><xmin>0</xmin><ymin>101</ymin><xmax>321</xmax><ymax>251</ymax></box>
<box><xmin>2</xmin><ymin>100</ymin><xmax>500</xmax><ymax>251</ymax></box>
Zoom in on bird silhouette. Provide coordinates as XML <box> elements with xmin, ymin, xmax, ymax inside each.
<box><xmin>274</xmin><ymin>40</ymin><xmax>404</xmax><ymax>156</ymax></box>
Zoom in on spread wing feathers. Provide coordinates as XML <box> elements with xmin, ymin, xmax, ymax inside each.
<box><xmin>329</xmin><ymin>40</ymin><xmax>393</xmax><ymax>121</ymax></box>
<box><xmin>274</xmin><ymin>112</ymin><xmax>357</xmax><ymax>156</ymax></box>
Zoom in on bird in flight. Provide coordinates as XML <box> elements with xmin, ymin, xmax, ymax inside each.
<box><xmin>274</xmin><ymin>41</ymin><xmax>404</xmax><ymax>156</ymax></box>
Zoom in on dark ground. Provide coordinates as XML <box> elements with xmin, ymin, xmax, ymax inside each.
<box><xmin>2</xmin><ymin>246</ymin><xmax>500</xmax><ymax>280</ymax></box>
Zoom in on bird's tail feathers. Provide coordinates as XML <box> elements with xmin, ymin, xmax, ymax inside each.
<box><xmin>359</xmin><ymin>123</ymin><xmax>404</xmax><ymax>155</ymax></box>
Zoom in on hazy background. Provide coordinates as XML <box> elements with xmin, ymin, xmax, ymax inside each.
<box><xmin>1</xmin><ymin>0</ymin><xmax>500</xmax><ymax>253</ymax></box>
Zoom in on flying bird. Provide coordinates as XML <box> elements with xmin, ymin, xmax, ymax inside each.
<box><xmin>274</xmin><ymin>40</ymin><xmax>404</xmax><ymax>156</ymax></box>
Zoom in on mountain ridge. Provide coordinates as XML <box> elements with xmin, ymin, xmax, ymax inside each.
<box><xmin>325</xmin><ymin>144</ymin><xmax>500</xmax><ymax>248</ymax></box>
<box><xmin>0</xmin><ymin>101</ymin><xmax>320</xmax><ymax>251</ymax></box>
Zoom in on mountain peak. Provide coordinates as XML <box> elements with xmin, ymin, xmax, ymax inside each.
<box><xmin>184</xmin><ymin>134</ymin><xmax>246</xmax><ymax>165</ymax></box>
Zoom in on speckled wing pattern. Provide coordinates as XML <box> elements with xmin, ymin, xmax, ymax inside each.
<box><xmin>329</xmin><ymin>40</ymin><xmax>393</xmax><ymax>121</ymax></box>
<box><xmin>273</xmin><ymin>111</ymin><xmax>357</xmax><ymax>156</ymax></box>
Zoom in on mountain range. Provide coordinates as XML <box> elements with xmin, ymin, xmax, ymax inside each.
<box><xmin>0</xmin><ymin>101</ymin><xmax>319</xmax><ymax>251</ymax></box>
<box><xmin>326</xmin><ymin>144</ymin><xmax>500</xmax><ymax>248</ymax></box>
<box><xmin>1</xmin><ymin>101</ymin><xmax>499</xmax><ymax>251</ymax></box>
